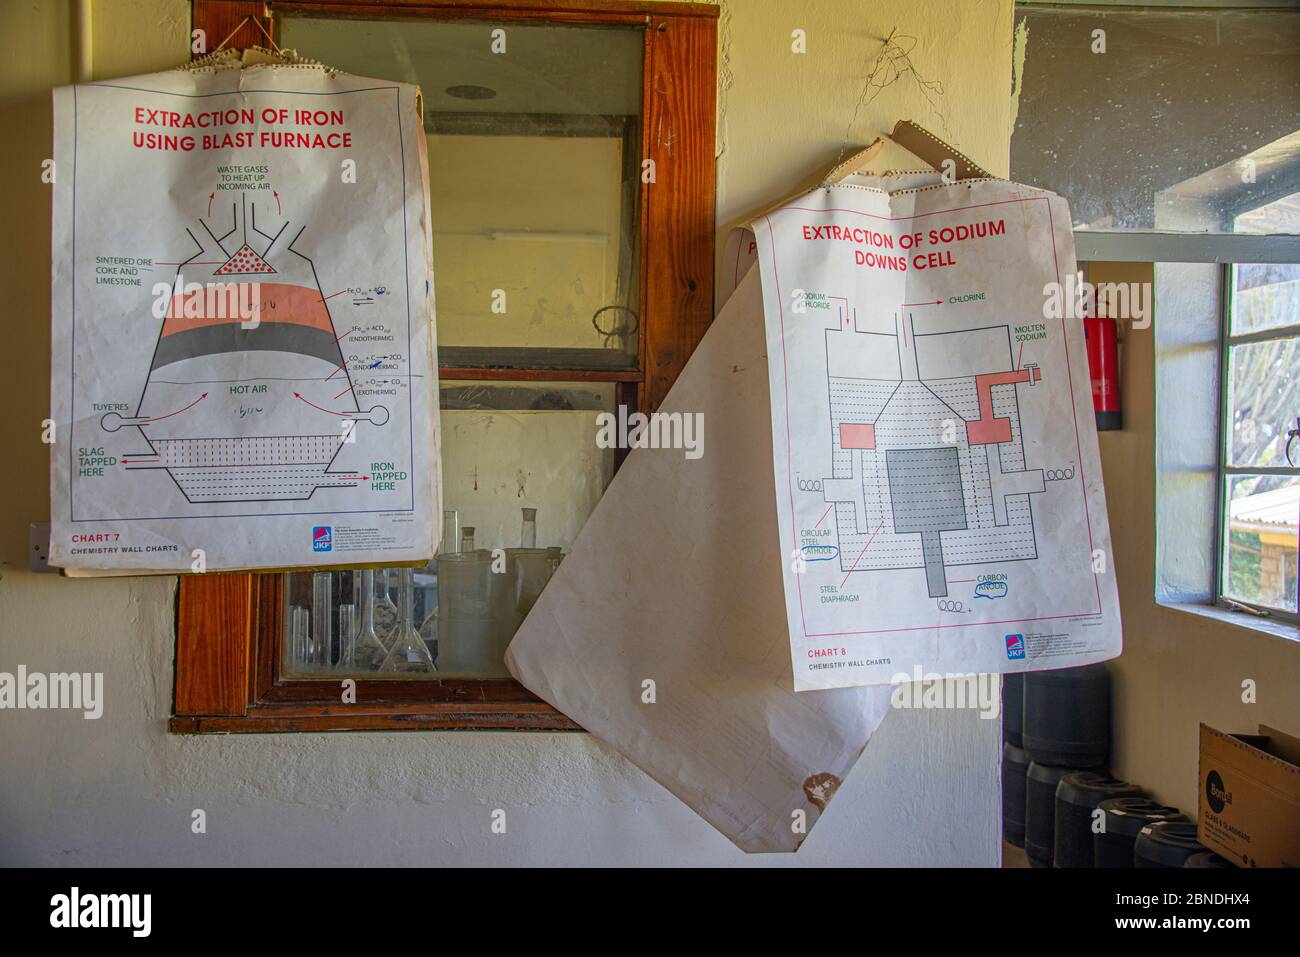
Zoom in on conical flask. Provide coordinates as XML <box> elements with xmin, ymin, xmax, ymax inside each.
<box><xmin>380</xmin><ymin>568</ymin><xmax>436</xmax><ymax>673</ymax></box>
<box><xmin>351</xmin><ymin>569</ymin><xmax>390</xmax><ymax>671</ymax></box>
<box><xmin>372</xmin><ymin>568</ymin><xmax>399</xmax><ymax>647</ymax></box>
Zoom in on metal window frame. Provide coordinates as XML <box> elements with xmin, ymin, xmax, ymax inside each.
<box><xmin>1213</xmin><ymin>262</ymin><xmax>1300</xmax><ymax>623</ymax></box>
<box><xmin>1077</xmin><ymin>227</ymin><xmax>1300</xmax><ymax>622</ymax></box>
<box><xmin>1020</xmin><ymin>1</ymin><xmax>1300</xmax><ymax>7</ymax></box>
<box><xmin>1073</xmin><ymin>231</ymin><xmax>1300</xmax><ymax>265</ymax></box>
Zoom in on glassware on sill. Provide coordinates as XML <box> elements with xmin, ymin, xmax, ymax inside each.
<box><xmin>289</xmin><ymin>606</ymin><xmax>311</xmax><ymax>671</ymax></box>
<box><xmin>337</xmin><ymin>604</ymin><xmax>357</xmax><ymax>672</ymax></box>
<box><xmin>311</xmin><ymin>572</ymin><xmax>334</xmax><ymax>670</ymax></box>
<box><xmin>434</xmin><ymin>508</ymin><xmax>562</xmax><ymax>676</ymax></box>
<box><xmin>520</xmin><ymin>507</ymin><xmax>537</xmax><ymax>548</ymax></box>
<box><xmin>442</xmin><ymin>509</ymin><xmax>460</xmax><ymax>555</ymax></box>
<box><xmin>510</xmin><ymin>548</ymin><xmax>561</xmax><ymax>619</ymax></box>
<box><xmin>419</xmin><ymin>507</ymin><xmax>458</xmax><ymax>665</ymax></box>
<box><xmin>436</xmin><ymin>548</ymin><xmax>499</xmax><ymax>674</ymax></box>
<box><xmin>460</xmin><ymin>526</ymin><xmax>476</xmax><ymax>552</ymax></box>
<box><xmin>380</xmin><ymin>568</ymin><xmax>437</xmax><ymax>673</ymax></box>
<box><xmin>507</xmin><ymin>508</ymin><xmax>562</xmax><ymax>620</ymax></box>
<box><xmin>372</xmin><ymin>568</ymin><xmax>399</xmax><ymax>647</ymax></box>
<box><xmin>418</xmin><ymin>601</ymin><xmax>438</xmax><ymax>666</ymax></box>
<box><xmin>352</xmin><ymin>569</ymin><xmax>390</xmax><ymax>671</ymax></box>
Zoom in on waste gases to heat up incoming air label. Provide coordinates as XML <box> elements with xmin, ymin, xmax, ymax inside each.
<box><xmin>746</xmin><ymin>182</ymin><xmax>1121</xmax><ymax>689</ymax></box>
<box><xmin>49</xmin><ymin>59</ymin><xmax>440</xmax><ymax>573</ymax></box>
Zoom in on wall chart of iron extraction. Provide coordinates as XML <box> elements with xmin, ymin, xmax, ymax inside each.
<box><xmin>750</xmin><ymin>181</ymin><xmax>1122</xmax><ymax>689</ymax></box>
<box><xmin>48</xmin><ymin>53</ymin><xmax>440</xmax><ymax>574</ymax></box>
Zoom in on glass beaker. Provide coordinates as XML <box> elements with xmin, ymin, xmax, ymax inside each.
<box><xmin>436</xmin><ymin>549</ymin><xmax>499</xmax><ymax>674</ymax></box>
<box><xmin>509</xmin><ymin>549</ymin><xmax>559</xmax><ymax>618</ymax></box>
<box><xmin>520</xmin><ymin>507</ymin><xmax>537</xmax><ymax>548</ymax></box>
<box><xmin>380</xmin><ymin>568</ymin><xmax>437</xmax><ymax>673</ymax></box>
<box><xmin>460</xmin><ymin>526</ymin><xmax>476</xmax><ymax>552</ymax></box>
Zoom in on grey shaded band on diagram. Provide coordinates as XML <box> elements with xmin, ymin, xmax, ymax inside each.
<box><xmin>149</xmin><ymin>324</ymin><xmax>344</xmax><ymax>372</ymax></box>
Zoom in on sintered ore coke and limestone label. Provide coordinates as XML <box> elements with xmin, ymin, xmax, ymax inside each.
<box><xmin>49</xmin><ymin>60</ymin><xmax>439</xmax><ymax>573</ymax></box>
<box><xmin>751</xmin><ymin>181</ymin><xmax>1122</xmax><ymax>690</ymax></box>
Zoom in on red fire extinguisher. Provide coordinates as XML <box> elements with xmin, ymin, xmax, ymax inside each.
<box><xmin>1084</xmin><ymin>293</ymin><xmax>1121</xmax><ymax>431</ymax></box>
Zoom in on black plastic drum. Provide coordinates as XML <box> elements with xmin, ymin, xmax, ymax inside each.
<box><xmin>1023</xmin><ymin>664</ymin><xmax>1110</xmax><ymax>767</ymax></box>
<box><xmin>1054</xmin><ymin>772</ymin><xmax>1143</xmax><ymax>868</ymax></box>
<box><xmin>1003</xmin><ymin>742</ymin><xmax>1032</xmax><ymax>848</ymax></box>
<box><xmin>1135</xmin><ymin>820</ymin><xmax>1208</xmax><ymax>868</ymax></box>
<box><xmin>1094</xmin><ymin>797</ymin><xmax>1185</xmax><ymax>868</ymax></box>
<box><xmin>1026</xmin><ymin>761</ymin><xmax>1097</xmax><ymax>868</ymax></box>
<box><xmin>1003</xmin><ymin>672</ymin><xmax>1024</xmax><ymax>747</ymax></box>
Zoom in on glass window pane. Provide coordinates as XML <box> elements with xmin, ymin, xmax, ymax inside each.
<box><xmin>1011</xmin><ymin>5</ymin><xmax>1300</xmax><ymax>234</ymax></box>
<box><xmin>429</xmin><ymin>130</ymin><xmax>639</xmax><ymax>365</ymax></box>
<box><xmin>1231</xmin><ymin>263</ymin><xmax>1300</xmax><ymax>337</ymax></box>
<box><xmin>279</xmin><ymin>16</ymin><xmax>644</xmax><ymax>371</ymax></box>
<box><xmin>1226</xmin><ymin>337</ymin><xmax>1300</xmax><ymax>467</ymax></box>
<box><xmin>282</xmin><ymin>380</ymin><xmax>614</xmax><ymax>679</ymax></box>
<box><xmin>440</xmin><ymin>380</ymin><xmax>615</xmax><ymax>551</ymax></box>
<box><xmin>1222</xmin><ymin>474</ymin><xmax>1299</xmax><ymax>614</ymax></box>
<box><xmin>1235</xmin><ymin>191</ymin><xmax>1300</xmax><ymax>237</ymax></box>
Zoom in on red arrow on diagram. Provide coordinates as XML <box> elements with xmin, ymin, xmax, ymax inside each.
<box><xmin>293</xmin><ymin>391</ymin><xmax>359</xmax><ymax>417</ymax></box>
<box><xmin>140</xmin><ymin>392</ymin><xmax>207</xmax><ymax>423</ymax></box>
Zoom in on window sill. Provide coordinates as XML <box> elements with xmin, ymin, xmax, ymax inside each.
<box><xmin>169</xmin><ymin>703</ymin><xmax>583</xmax><ymax>734</ymax></box>
<box><xmin>1160</xmin><ymin>600</ymin><xmax>1300</xmax><ymax>644</ymax></box>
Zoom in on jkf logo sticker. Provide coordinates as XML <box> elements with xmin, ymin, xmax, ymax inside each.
<box><xmin>312</xmin><ymin>526</ymin><xmax>333</xmax><ymax>552</ymax></box>
<box><xmin>1004</xmin><ymin>634</ymin><xmax>1025</xmax><ymax>659</ymax></box>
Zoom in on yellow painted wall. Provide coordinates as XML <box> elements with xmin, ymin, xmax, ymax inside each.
<box><xmin>714</xmin><ymin>0</ymin><xmax>1014</xmax><ymax>279</ymax></box>
<box><xmin>0</xmin><ymin>0</ymin><xmax>1013</xmax><ymax>865</ymax></box>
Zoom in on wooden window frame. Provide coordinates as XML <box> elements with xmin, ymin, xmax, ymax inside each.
<box><xmin>170</xmin><ymin>0</ymin><xmax>718</xmax><ymax>733</ymax></box>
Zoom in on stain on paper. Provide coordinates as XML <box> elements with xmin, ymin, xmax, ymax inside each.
<box><xmin>802</xmin><ymin>772</ymin><xmax>842</xmax><ymax>811</ymax></box>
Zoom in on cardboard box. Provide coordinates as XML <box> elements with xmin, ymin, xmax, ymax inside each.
<box><xmin>1198</xmin><ymin>723</ymin><xmax>1300</xmax><ymax>868</ymax></box>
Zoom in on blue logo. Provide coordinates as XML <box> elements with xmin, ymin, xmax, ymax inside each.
<box><xmin>1005</xmin><ymin>634</ymin><xmax>1025</xmax><ymax>659</ymax></box>
<box><xmin>312</xmin><ymin>526</ymin><xmax>333</xmax><ymax>552</ymax></box>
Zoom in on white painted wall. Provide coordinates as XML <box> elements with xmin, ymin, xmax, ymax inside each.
<box><xmin>0</xmin><ymin>0</ymin><xmax>1012</xmax><ymax>866</ymax></box>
